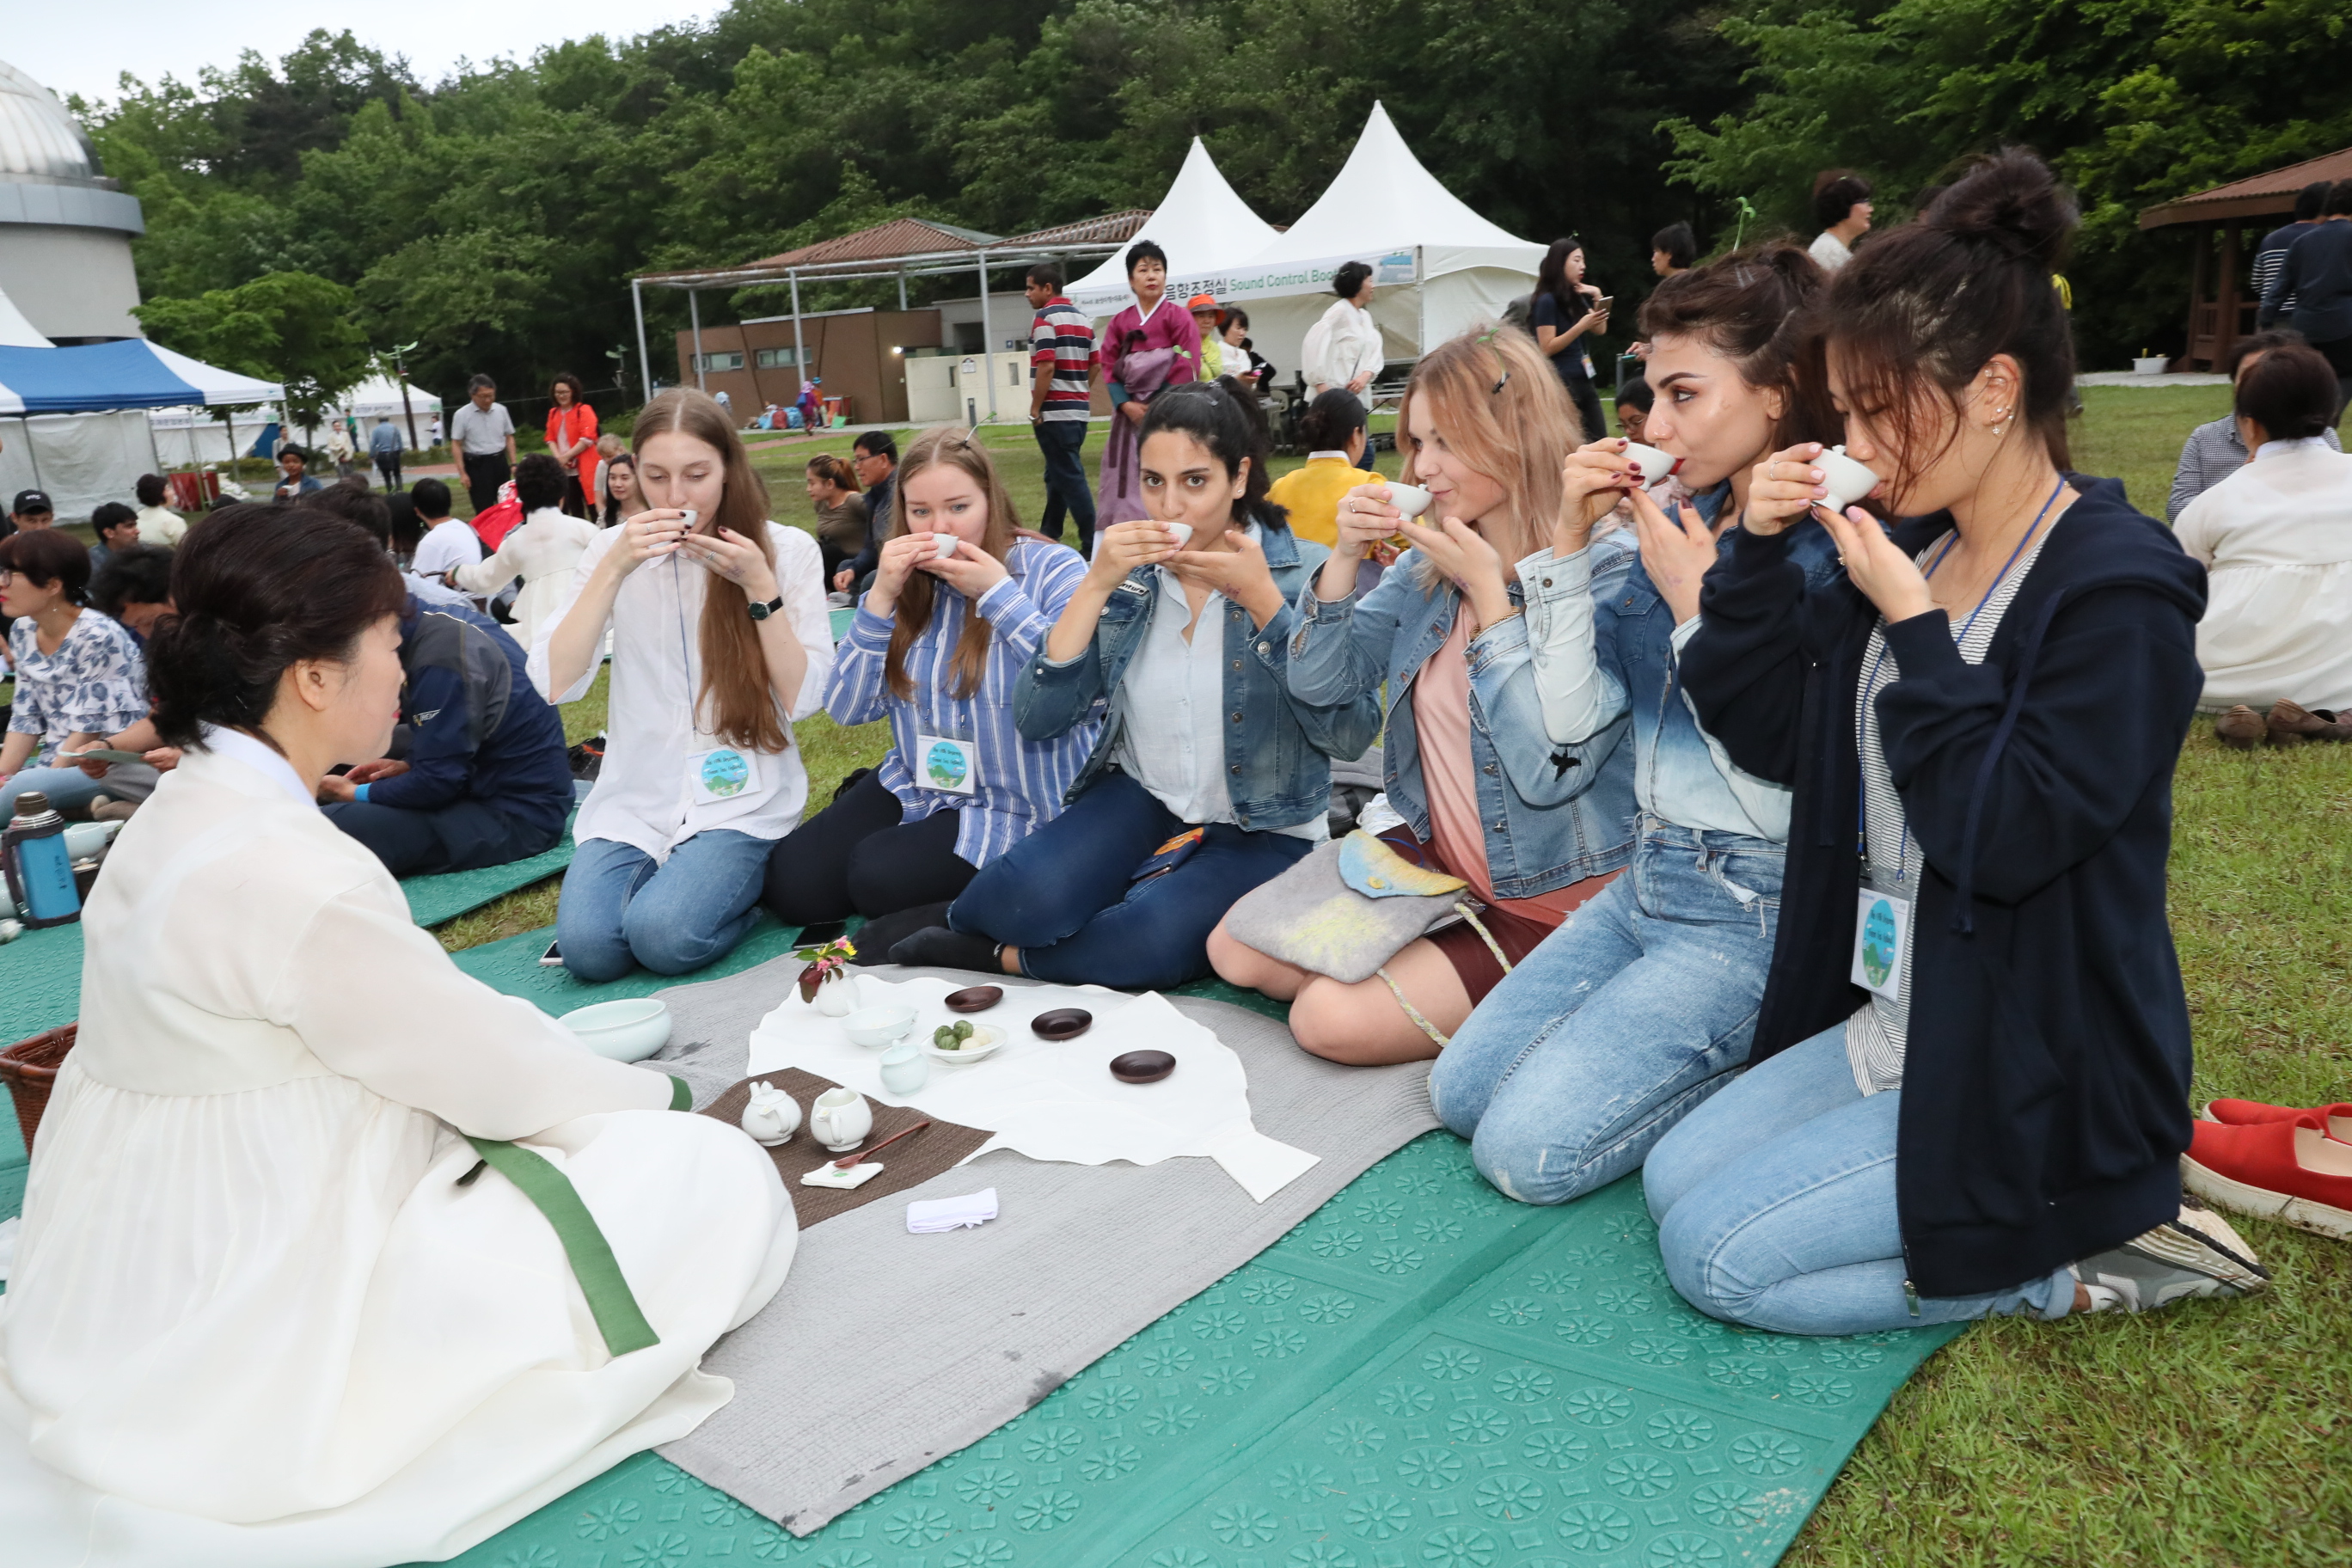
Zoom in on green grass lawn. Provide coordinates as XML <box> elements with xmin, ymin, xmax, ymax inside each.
<box><xmin>438</xmin><ymin>386</ymin><xmax>2352</xmax><ymax>1563</ymax></box>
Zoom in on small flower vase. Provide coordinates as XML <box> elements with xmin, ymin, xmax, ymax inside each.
<box><xmin>807</xmin><ymin>966</ymin><xmax>859</xmax><ymax>1015</ymax></box>
<box><xmin>793</xmin><ymin>936</ymin><xmax>861</xmax><ymax>1012</ymax></box>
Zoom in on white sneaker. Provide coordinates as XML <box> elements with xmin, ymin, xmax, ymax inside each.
<box><xmin>2073</xmin><ymin>1199</ymin><xmax>2269</xmax><ymax>1313</ymax></box>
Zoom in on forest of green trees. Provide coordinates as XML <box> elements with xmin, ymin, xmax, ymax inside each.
<box><xmin>77</xmin><ymin>0</ymin><xmax>2352</xmax><ymax>414</ymax></box>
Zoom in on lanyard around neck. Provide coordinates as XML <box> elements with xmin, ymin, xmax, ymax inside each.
<box><xmin>1856</xmin><ymin>475</ymin><xmax>2067</xmax><ymax>876</ymax></box>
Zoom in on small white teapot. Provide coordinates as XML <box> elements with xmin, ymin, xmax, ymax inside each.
<box><xmin>740</xmin><ymin>1081</ymin><xmax>801</xmax><ymax>1145</ymax></box>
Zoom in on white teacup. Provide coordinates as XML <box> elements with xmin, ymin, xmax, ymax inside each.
<box><xmin>739</xmin><ymin>1081</ymin><xmax>801</xmax><ymax>1146</ymax></box>
<box><xmin>1163</xmin><ymin>522</ymin><xmax>1193</xmax><ymax>548</ymax></box>
<box><xmin>810</xmin><ymin>1087</ymin><xmax>873</xmax><ymax>1152</ymax></box>
<box><xmin>1816</xmin><ymin>445</ymin><xmax>1881</xmax><ymax>512</ymax></box>
<box><xmin>1383</xmin><ymin>482</ymin><xmax>1433</xmax><ymax>519</ymax></box>
<box><xmin>1619</xmin><ymin>442</ymin><xmax>1683</xmax><ymax>485</ymax></box>
<box><xmin>679</xmin><ymin>509</ymin><xmax>699</xmax><ymax>531</ymax></box>
<box><xmin>879</xmin><ymin>1044</ymin><xmax>929</xmax><ymax>1095</ymax></box>
<box><xmin>934</xmin><ymin>532</ymin><xmax>959</xmax><ymax>560</ymax></box>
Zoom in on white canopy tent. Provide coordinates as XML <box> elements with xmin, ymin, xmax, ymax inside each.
<box><xmin>1066</xmin><ymin>138</ymin><xmax>1279</xmax><ymax>317</ymax></box>
<box><xmin>0</xmin><ymin>281</ymin><xmax>51</xmax><ymax>348</ymax></box>
<box><xmin>1209</xmin><ymin>102</ymin><xmax>1546</xmax><ymax>383</ymax></box>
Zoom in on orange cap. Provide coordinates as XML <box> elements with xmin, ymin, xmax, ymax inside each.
<box><xmin>1185</xmin><ymin>293</ymin><xmax>1219</xmax><ymax>312</ymax></box>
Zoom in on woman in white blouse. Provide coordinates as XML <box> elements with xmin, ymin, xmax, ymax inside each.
<box><xmin>533</xmin><ymin>389</ymin><xmax>832</xmax><ymax>981</ymax></box>
<box><xmin>0</xmin><ymin>502</ymin><xmax>794</xmax><ymax>1567</ymax></box>
<box><xmin>2173</xmin><ymin>340</ymin><xmax>2352</xmax><ymax>720</ymax></box>
<box><xmin>451</xmin><ymin>452</ymin><xmax>597</xmax><ymax>649</ymax></box>
<box><xmin>1304</xmin><ymin>261</ymin><xmax>1385</xmax><ymax>403</ymax></box>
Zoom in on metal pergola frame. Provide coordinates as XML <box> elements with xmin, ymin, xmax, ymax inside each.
<box><xmin>632</xmin><ymin>239</ymin><xmax>1127</xmax><ymax>424</ymax></box>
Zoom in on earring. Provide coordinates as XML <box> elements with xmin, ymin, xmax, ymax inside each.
<box><xmin>1992</xmin><ymin>407</ymin><xmax>2013</xmax><ymax>437</ymax></box>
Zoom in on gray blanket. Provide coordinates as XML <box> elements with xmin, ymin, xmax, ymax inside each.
<box><xmin>642</xmin><ymin>959</ymin><xmax>1440</xmax><ymax>1534</ymax></box>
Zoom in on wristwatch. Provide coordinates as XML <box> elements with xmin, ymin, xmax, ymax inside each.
<box><xmin>748</xmin><ymin>594</ymin><xmax>784</xmax><ymax>622</ymax></box>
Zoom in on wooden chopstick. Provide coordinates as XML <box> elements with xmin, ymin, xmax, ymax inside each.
<box><xmin>833</xmin><ymin>1118</ymin><xmax>934</xmax><ymax>1169</ymax></box>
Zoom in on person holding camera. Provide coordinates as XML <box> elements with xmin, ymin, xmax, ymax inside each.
<box><xmin>1529</xmin><ymin>237</ymin><xmax>1611</xmax><ymax>442</ymax></box>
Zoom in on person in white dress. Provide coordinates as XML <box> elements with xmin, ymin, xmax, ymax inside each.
<box><xmin>1303</xmin><ymin>261</ymin><xmax>1385</xmax><ymax>400</ymax></box>
<box><xmin>453</xmin><ymin>453</ymin><xmax>597</xmax><ymax>650</ymax></box>
<box><xmin>0</xmin><ymin>501</ymin><xmax>796</xmax><ymax>1568</ymax></box>
<box><xmin>2173</xmin><ymin>340</ymin><xmax>2352</xmax><ymax>714</ymax></box>
<box><xmin>534</xmin><ymin>389</ymin><xmax>833</xmax><ymax>981</ymax></box>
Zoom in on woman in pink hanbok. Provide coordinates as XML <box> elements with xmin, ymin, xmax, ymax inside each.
<box><xmin>1098</xmin><ymin>241</ymin><xmax>1203</xmax><ymax>524</ymax></box>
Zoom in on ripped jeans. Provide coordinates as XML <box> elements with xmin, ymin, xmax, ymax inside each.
<box><xmin>1430</xmin><ymin>816</ymin><xmax>1783</xmax><ymax>1205</ymax></box>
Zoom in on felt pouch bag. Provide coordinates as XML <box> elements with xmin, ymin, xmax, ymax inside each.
<box><xmin>1224</xmin><ymin>830</ymin><xmax>1513</xmax><ymax>982</ymax></box>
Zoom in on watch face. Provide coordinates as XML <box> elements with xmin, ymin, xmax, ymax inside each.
<box><xmin>749</xmin><ymin>599</ymin><xmax>772</xmax><ymax>620</ymax></box>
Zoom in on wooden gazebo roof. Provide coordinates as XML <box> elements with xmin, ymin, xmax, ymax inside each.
<box><xmin>2141</xmin><ymin>147</ymin><xmax>2352</xmax><ymax>230</ymax></box>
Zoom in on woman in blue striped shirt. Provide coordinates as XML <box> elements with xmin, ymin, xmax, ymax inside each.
<box><xmin>761</xmin><ymin>428</ymin><xmax>1097</xmax><ymax>952</ymax></box>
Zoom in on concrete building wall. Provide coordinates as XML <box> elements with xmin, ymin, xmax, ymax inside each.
<box><xmin>0</xmin><ymin>224</ymin><xmax>141</xmax><ymax>340</ymax></box>
<box><xmin>674</xmin><ymin>309</ymin><xmax>941</xmax><ymax>426</ymax></box>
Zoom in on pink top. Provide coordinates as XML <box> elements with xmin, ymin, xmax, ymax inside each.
<box><xmin>1105</xmin><ymin>296</ymin><xmax>1203</xmax><ymax>389</ymax></box>
<box><xmin>1411</xmin><ymin>606</ymin><xmax>1606</xmax><ymax>928</ymax></box>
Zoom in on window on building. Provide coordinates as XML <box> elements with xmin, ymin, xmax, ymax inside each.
<box><xmin>695</xmin><ymin>351</ymin><xmax>745</xmax><ymax>372</ymax></box>
<box><xmin>755</xmin><ymin>347</ymin><xmax>803</xmax><ymax>369</ymax></box>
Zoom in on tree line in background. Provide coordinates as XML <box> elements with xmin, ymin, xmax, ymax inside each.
<box><xmin>80</xmin><ymin>0</ymin><xmax>2352</xmax><ymax>416</ymax></box>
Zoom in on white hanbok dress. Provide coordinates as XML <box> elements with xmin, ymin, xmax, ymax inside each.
<box><xmin>0</xmin><ymin>731</ymin><xmax>795</xmax><ymax>1567</ymax></box>
<box><xmin>2174</xmin><ymin>437</ymin><xmax>2352</xmax><ymax>713</ymax></box>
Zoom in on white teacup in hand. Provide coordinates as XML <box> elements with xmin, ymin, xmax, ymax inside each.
<box><xmin>1816</xmin><ymin>445</ymin><xmax>1881</xmax><ymax>512</ymax></box>
<box><xmin>1384</xmin><ymin>482</ymin><xmax>1433</xmax><ymax>519</ymax></box>
<box><xmin>1619</xmin><ymin>443</ymin><xmax>1682</xmax><ymax>485</ymax></box>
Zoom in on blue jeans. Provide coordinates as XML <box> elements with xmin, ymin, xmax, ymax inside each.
<box><xmin>1645</xmin><ymin>1025</ymin><xmax>2074</xmax><ymax>1334</ymax></box>
<box><xmin>322</xmin><ymin>797</ymin><xmax>560</xmax><ymax>878</ymax></box>
<box><xmin>1430</xmin><ymin>817</ymin><xmax>1783</xmax><ymax>1205</ymax></box>
<box><xmin>0</xmin><ymin>763</ymin><xmax>156</xmax><ymax>820</ymax></box>
<box><xmin>947</xmin><ymin>771</ymin><xmax>1313</xmax><ymax>989</ymax></box>
<box><xmin>555</xmin><ymin>830</ymin><xmax>771</xmax><ymax>983</ymax></box>
<box><xmin>1032</xmin><ymin>419</ymin><xmax>1096</xmax><ymax>555</ymax></box>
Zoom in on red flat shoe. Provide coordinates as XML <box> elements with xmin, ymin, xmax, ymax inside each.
<box><xmin>2204</xmin><ymin>1099</ymin><xmax>2352</xmax><ymax>1141</ymax></box>
<box><xmin>2183</xmin><ymin>1116</ymin><xmax>2352</xmax><ymax>1241</ymax></box>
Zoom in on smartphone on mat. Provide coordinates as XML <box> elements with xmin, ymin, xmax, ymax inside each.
<box><xmin>539</xmin><ymin>940</ymin><xmax>563</xmax><ymax>967</ymax></box>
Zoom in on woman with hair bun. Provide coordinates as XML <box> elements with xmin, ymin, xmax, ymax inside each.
<box><xmin>1424</xmin><ymin>248</ymin><xmax>1844</xmax><ymax>1203</ymax></box>
<box><xmin>0</xmin><ymin>503</ymin><xmax>794</xmax><ymax>1565</ymax></box>
<box><xmin>893</xmin><ymin>380</ymin><xmax>1378</xmax><ymax>989</ymax></box>
<box><xmin>1265</xmin><ymin>389</ymin><xmax>1371</xmax><ymax>548</ymax></box>
<box><xmin>1654</xmin><ymin>150</ymin><xmax>2266</xmax><ymax>1333</ymax></box>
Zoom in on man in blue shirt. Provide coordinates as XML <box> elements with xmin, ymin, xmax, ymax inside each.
<box><xmin>369</xmin><ymin>417</ymin><xmax>406</xmax><ymax>490</ymax></box>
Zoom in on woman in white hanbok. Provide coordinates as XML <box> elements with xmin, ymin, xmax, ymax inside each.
<box><xmin>0</xmin><ymin>501</ymin><xmax>795</xmax><ymax>1567</ymax></box>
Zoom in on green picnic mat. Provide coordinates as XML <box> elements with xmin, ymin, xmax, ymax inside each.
<box><xmin>449</xmin><ymin>912</ymin><xmax>806</xmax><ymax>1014</ymax></box>
<box><xmin>428</xmin><ymin>1137</ymin><xmax>1963</xmax><ymax>1568</ymax></box>
<box><xmin>401</xmin><ymin>816</ymin><xmax>579</xmax><ymax>927</ymax></box>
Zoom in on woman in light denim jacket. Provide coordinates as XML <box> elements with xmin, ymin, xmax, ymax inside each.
<box><xmin>1431</xmin><ymin>245</ymin><xmax>1848</xmax><ymax>1206</ymax></box>
<box><xmin>1210</xmin><ymin>328</ymin><xmax>1639</xmax><ymax>1062</ymax></box>
<box><xmin>897</xmin><ymin>382</ymin><xmax>1380</xmax><ymax>990</ymax></box>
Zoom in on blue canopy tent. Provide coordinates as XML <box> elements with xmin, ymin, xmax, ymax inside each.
<box><xmin>0</xmin><ymin>340</ymin><xmax>284</xmax><ymax>512</ymax></box>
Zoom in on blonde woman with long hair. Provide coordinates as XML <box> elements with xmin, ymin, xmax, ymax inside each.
<box><xmin>532</xmin><ymin>389</ymin><xmax>833</xmax><ymax>980</ymax></box>
<box><xmin>1210</xmin><ymin>326</ymin><xmax>1639</xmax><ymax>1063</ymax></box>
<box><xmin>762</xmin><ymin>428</ymin><xmax>1094</xmax><ymax>952</ymax></box>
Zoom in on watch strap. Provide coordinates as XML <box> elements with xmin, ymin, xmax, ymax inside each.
<box><xmin>749</xmin><ymin>593</ymin><xmax>784</xmax><ymax>621</ymax></box>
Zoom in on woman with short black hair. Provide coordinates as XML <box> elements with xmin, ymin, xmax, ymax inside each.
<box><xmin>452</xmin><ymin>452</ymin><xmax>598</xmax><ymax>649</ymax></box>
<box><xmin>1807</xmin><ymin>169</ymin><xmax>1874</xmax><ymax>271</ymax></box>
<box><xmin>0</xmin><ymin>526</ymin><xmax>150</xmax><ymax>820</ymax></box>
<box><xmin>0</xmin><ymin>503</ymin><xmax>794</xmax><ymax>1562</ymax></box>
<box><xmin>1305</xmin><ymin>262</ymin><xmax>1385</xmax><ymax>431</ymax></box>
<box><xmin>1655</xmin><ymin>150</ymin><xmax>2264</xmax><ymax>1332</ymax></box>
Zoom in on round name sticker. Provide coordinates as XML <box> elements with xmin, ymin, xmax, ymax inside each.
<box><xmin>924</xmin><ymin>739</ymin><xmax>971</xmax><ymax>791</ymax></box>
<box><xmin>701</xmin><ymin>749</ymin><xmax>752</xmax><ymax>799</ymax></box>
<box><xmin>1859</xmin><ymin>897</ymin><xmax>1898</xmax><ymax>989</ymax></box>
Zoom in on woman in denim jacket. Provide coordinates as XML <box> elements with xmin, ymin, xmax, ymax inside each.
<box><xmin>1430</xmin><ymin>247</ymin><xmax>1847</xmax><ymax>1205</ymax></box>
<box><xmin>897</xmin><ymin>383</ymin><xmax>1379</xmax><ymax>989</ymax></box>
<box><xmin>1210</xmin><ymin>328</ymin><xmax>1639</xmax><ymax>1062</ymax></box>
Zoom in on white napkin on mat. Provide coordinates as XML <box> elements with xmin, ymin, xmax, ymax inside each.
<box><xmin>908</xmin><ymin>1188</ymin><xmax>999</xmax><ymax>1233</ymax></box>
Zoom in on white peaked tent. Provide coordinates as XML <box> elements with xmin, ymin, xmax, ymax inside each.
<box><xmin>1067</xmin><ymin>138</ymin><xmax>1279</xmax><ymax>317</ymax></box>
<box><xmin>0</xmin><ymin>282</ymin><xmax>51</xmax><ymax>348</ymax></box>
<box><xmin>1215</xmin><ymin>102</ymin><xmax>1546</xmax><ymax>383</ymax></box>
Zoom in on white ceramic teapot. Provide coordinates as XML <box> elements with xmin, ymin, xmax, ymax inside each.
<box><xmin>809</xmin><ymin>1087</ymin><xmax>873</xmax><ymax>1152</ymax></box>
<box><xmin>739</xmin><ymin>1081</ymin><xmax>801</xmax><ymax>1146</ymax></box>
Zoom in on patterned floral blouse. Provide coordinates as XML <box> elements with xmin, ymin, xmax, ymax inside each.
<box><xmin>8</xmin><ymin>609</ymin><xmax>149</xmax><ymax>765</ymax></box>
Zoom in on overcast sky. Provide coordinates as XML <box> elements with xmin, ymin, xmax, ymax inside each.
<box><xmin>11</xmin><ymin>2</ymin><xmax>725</xmax><ymax>107</ymax></box>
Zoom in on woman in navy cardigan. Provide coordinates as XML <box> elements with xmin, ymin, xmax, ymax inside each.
<box><xmin>1645</xmin><ymin>150</ymin><xmax>2270</xmax><ymax>1333</ymax></box>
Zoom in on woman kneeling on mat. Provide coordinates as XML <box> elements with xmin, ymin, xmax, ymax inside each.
<box><xmin>0</xmin><ymin>504</ymin><xmax>794</xmax><ymax>1565</ymax></box>
<box><xmin>1207</xmin><ymin>326</ymin><xmax>1638</xmax><ymax>1062</ymax></box>
<box><xmin>533</xmin><ymin>389</ymin><xmax>832</xmax><ymax>981</ymax></box>
<box><xmin>763</xmin><ymin>427</ymin><xmax>1094</xmax><ymax>955</ymax></box>
<box><xmin>1426</xmin><ymin>247</ymin><xmax>1844</xmax><ymax>1204</ymax></box>
<box><xmin>1650</xmin><ymin>150</ymin><xmax>2268</xmax><ymax>1332</ymax></box>
<box><xmin>893</xmin><ymin>381</ymin><xmax>1379</xmax><ymax>988</ymax></box>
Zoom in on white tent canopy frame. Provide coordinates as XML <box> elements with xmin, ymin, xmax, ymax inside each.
<box><xmin>1118</xmin><ymin>104</ymin><xmax>1546</xmax><ymax>391</ymax></box>
<box><xmin>1064</xmin><ymin>138</ymin><xmax>1279</xmax><ymax>317</ymax></box>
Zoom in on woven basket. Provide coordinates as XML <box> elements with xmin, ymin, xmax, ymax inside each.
<box><xmin>0</xmin><ymin>1024</ymin><xmax>77</xmax><ymax>1153</ymax></box>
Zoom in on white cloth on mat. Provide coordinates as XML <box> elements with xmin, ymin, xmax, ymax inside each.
<box><xmin>0</xmin><ymin>738</ymin><xmax>797</xmax><ymax>1567</ymax></box>
<box><xmin>749</xmin><ymin>975</ymin><xmax>1321</xmax><ymax>1201</ymax></box>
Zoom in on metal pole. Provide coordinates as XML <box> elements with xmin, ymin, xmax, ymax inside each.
<box><xmin>897</xmin><ymin>271</ymin><xmax>908</xmax><ymax>312</ymax></box>
<box><xmin>396</xmin><ymin>350</ymin><xmax>420</xmax><ymax>450</ymax></box>
<box><xmin>632</xmin><ymin>278</ymin><xmax>652</xmax><ymax>400</ymax></box>
<box><xmin>977</xmin><ymin>252</ymin><xmax>998</xmax><ymax>424</ymax></box>
<box><xmin>689</xmin><ymin>289</ymin><xmax>706</xmax><ymax>392</ymax></box>
<box><xmin>789</xmin><ymin>270</ymin><xmax>807</xmax><ymax>405</ymax></box>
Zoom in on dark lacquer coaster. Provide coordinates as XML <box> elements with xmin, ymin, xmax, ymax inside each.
<box><xmin>1031</xmin><ymin>1007</ymin><xmax>1093</xmax><ymax>1040</ymax></box>
<box><xmin>1109</xmin><ymin>1050</ymin><xmax>1175</xmax><ymax>1084</ymax></box>
<box><xmin>945</xmin><ymin>985</ymin><xmax>1003</xmax><ymax>1014</ymax></box>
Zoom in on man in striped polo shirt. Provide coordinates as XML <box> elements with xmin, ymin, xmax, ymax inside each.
<box><xmin>1026</xmin><ymin>263</ymin><xmax>1100</xmax><ymax>556</ymax></box>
